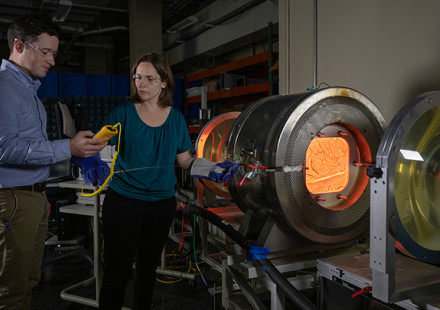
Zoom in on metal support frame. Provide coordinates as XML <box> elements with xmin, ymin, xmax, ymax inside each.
<box><xmin>370</xmin><ymin>167</ymin><xmax>397</xmax><ymax>302</ymax></box>
<box><xmin>316</xmin><ymin>255</ymin><xmax>425</xmax><ymax>310</ymax></box>
<box><xmin>200</xmin><ymin>217</ymin><xmax>224</xmax><ymax>272</ymax></box>
<box><xmin>221</xmin><ymin>252</ymin><xmax>315</xmax><ymax>310</ymax></box>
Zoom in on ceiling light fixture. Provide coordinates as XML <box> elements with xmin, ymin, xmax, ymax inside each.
<box><xmin>52</xmin><ymin>0</ymin><xmax>73</xmax><ymax>22</ymax></box>
<box><xmin>166</xmin><ymin>15</ymin><xmax>198</xmax><ymax>33</ymax></box>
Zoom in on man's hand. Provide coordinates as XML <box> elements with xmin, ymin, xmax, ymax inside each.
<box><xmin>69</xmin><ymin>131</ymin><xmax>108</xmax><ymax>157</ymax></box>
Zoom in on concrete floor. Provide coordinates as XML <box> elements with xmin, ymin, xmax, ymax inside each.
<box><xmin>32</xmin><ymin>192</ymin><xmax>223</xmax><ymax>310</ymax></box>
<box><xmin>32</xmin><ymin>196</ymin><xmax>319</xmax><ymax>310</ymax></box>
<box><xmin>33</xmin><ymin>242</ymin><xmax>223</xmax><ymax>310</ymax></box>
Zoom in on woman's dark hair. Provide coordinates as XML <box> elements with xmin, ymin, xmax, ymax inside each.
<box><xmin>7</xmin><ymin>15</ymin><xmax>61</xmax><ymax>52</ymax></box>
<box><xmin>130</xmin><ymin>53</ymin><xmax>175</xmax><ymax>108</ymax></box>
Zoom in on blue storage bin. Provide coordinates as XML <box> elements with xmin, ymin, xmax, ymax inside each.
<box><xmin>58</xmin><ymin>72</ymin><xmax>87</xmax><ymax>97</ymax></box>
<box><xmin>111</xmin><ymin>75</ymin><xmax>130</xmax><ymax>96</ymax></box>
<box><xmin>87</xmin><ymin>74</ymin><xmax>111</xmax><ymax>96</ymax></box>
<box><xmin>38</xmin><ymin>71</ymin><xmax>58</xmax><ymax>98</ymax></box>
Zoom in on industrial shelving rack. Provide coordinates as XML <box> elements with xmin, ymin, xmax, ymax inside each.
<box><xmin>184</xmin><ymin>51</ymin><xmax>276</xmax><ymax>133</ymax></box>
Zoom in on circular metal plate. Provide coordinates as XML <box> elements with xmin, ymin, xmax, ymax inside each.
<box><xmin>376</xmin><ymin>91</ymin><xmax>440</xmax><ymax>263</ymax></box>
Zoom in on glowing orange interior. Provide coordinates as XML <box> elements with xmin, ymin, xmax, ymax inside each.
<box><xmin>305</xmin><ymin>137</ymin><xmax>350</xmax><ymax>194</ymax></box>
<box><xmin>196</xmin><ymin>112</ymin><xmax>240</xmax><ymax>199</ymax></box>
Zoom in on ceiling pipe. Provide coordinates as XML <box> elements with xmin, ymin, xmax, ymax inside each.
<box><xmin>60</xmin><ymin>25</ymin><xmax>83</xmax><ymax>33</ymax></box>
<box><xmin>41</xmin><ymin>0</ymin><xmax>128</xmax><ymax>13</ymax></box>
<box><xmin>0</xmin><ymin>16</ymin><xmax>126</xmax><ymax>37</ymax></box>
<box><xmin>71</xmin><ymin>41</ymin><xmax>115</xmax><ymax>50</ymax></box>
<box><xmin>60</xmin><ymin>25</ymin><xmax>127</xmax><ymax>59</ymax></box>
<box><xmin>0</xmin><ymin>18</ymin><xmax>125</xmax><ymax>56</ymax></box>
<box><xmin>0</xmin><ymin>18</ymin><xmax>12</xmax><ymax>25</ymax></box>
<box><xmin>0</xmin><ymin>18</ymin><xmax>80</xmax><ymax>33</ymax></box>
<box><xmin>79</xmin><ymin>26</ymin><xmax>128</xmax><ymax>36</ymax></box>
<box><xmin>68</xmin><ymin>3</ymin><xmax>128</xmax><ymax>13</ymax></box>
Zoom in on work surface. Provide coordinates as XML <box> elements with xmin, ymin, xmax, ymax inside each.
<box><xmin>319</xmin><ymin>253</ymin><xmax>440</xmax><ymax>309</ymax></box>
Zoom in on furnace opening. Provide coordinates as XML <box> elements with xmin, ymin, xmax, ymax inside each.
<box><xmin>305</xmin><ymin>137</ymin><xmax>350</xmax><ymax>194</ymax></box>
<box><xmin>303</xmin><ymin>123</ymin><xmax>372</xmax><ymax>211</ymax></box>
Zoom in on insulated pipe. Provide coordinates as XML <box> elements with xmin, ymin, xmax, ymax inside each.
<box><xmin>313</xmin><ymin>0</ymin><xmax>318</xmax><ymax>89</ymax></box>
<box><xmin>176</xmin><ymin>192</ymin><xmax>317</xmax><ymax>310</ymax></box>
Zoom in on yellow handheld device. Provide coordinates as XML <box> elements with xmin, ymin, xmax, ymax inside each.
<box><xmin>81</xmin><ymin>122</ymin><xmax>121</xmax><ymax>198</ymax></box>
<box><xmin>93</xmin><ymin>125</ymin><xmax>118</xmax><ymax>142</ymax></box>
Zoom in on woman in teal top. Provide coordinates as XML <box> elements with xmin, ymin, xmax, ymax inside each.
<box><xmin>104</xmin><ymin>99</ymin><xmax>192</xmax><ymax>201</ymax></box>
<box><xmin>98</xmin><ymin>53</ymin><xmax>238</xmax><ymax>310</ymax></box>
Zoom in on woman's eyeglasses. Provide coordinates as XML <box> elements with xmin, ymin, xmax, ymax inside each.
<box><xmin>132</xmin><ymin>74</ymin><xmax>161</xmax><ymax>84</ymax></box>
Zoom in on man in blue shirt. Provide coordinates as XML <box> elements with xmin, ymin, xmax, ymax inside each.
<box><xmin>0</xmin><ymin>15</ymin><xmax>108</xmax><ymax>309</ymax></box>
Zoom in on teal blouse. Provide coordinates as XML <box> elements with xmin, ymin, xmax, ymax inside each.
<box><xmin>104</xmin><ymin>101</ymin><xmax>192</xmax><ymax>201</ymax></box>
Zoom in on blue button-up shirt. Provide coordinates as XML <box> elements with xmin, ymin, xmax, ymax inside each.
<box><xmin>0</xmin><ymin>59</ymin><xmax>70</xmax><ymax>188</ymax></box>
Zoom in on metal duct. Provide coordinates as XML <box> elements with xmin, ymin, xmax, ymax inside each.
<box><xmin>164</xmin><ymin>1</ymin><xmax>278</xmax><ymax>67</ymax></box>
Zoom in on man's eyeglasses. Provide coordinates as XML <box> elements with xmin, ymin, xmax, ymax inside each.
<box><xmin>132</xmin><ymin>74</ymin><xmax>161</xmax><ymax>84</ymax></box>
<box><xmin>23</xmin><ymin>41</ymin><xmax>58</xmax><ymax>59</ymax></box>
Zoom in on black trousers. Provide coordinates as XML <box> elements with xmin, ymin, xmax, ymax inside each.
<box><xmin>98</xmin><ymin>188</ymin><xmax>177</xmax><ymax>310</ymax></box>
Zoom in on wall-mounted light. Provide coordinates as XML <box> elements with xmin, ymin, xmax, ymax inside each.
<box><xmin>166</xmin><ymin>15</ymin><xmax>198</xmax><ymax>33</ymax></box>
<box><xmin>52</xmin><ymin>0</ymin><xmax>73</xmax><ymax>22</ymax></box>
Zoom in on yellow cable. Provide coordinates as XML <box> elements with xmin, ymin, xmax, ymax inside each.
<box><xmin>155</xmin><ymin>259</ymin><xmax>194</xmax><ymax>284</ymax></box>
<box><xmin>81</xmin><ymin>123</ymin><xmax>121</xmax><ymax>197</ymax></box>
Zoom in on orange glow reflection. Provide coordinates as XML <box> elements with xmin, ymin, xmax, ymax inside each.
<box><xmin>305</xmin><ymin>137</ymin><xmax>350</xmax><ymax>194</ymax></box>
<box><xmin>196</xmin><ymin>112</ymin><xmax>240</xmax><ymax>199</ymax></box>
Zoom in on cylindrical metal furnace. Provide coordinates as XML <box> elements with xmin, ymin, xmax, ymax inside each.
<box><xmin>195</xmin><ymin>112</ymin><xmax>241</xmax><ymax>199</ymax></box>
<box><xmin>225</xmin><ymin>87</ymin><xmax>386</xmax><ymax>244</ymax></box>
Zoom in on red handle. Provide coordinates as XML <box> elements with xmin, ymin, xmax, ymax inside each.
<box><xmin>351</xmin><ymin>286</ymin><xmax>371</xmax><ymax>298</ymax></box>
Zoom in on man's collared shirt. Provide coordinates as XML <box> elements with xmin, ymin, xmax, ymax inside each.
<box><xmin>0</xmin><ymin>59</ymin><xmax>70</xmax><ymax>188</ymax></box>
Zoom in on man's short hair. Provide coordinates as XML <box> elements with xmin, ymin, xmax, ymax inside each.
<box><xmin>7</xmin><ymin>15</ymin><xmax>61</xmax><ymax>52</ymax></box>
